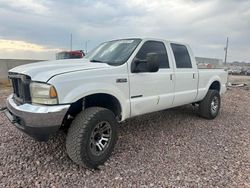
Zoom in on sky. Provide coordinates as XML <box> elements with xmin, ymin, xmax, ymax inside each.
<box><xmin>0</xmin><ymin>0</ymin><xmax>249</xmax><ymax>62</ymax></box>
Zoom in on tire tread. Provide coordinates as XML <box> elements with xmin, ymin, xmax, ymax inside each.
<box><xmin>66</xmin><ymin>107</ymin><xmax>117</xmax><ymax>168</ymax></box>
<box><xmin>199</xmin><ymin>90</ymin><xmax>220</xmax><ymax>119</ymax></box>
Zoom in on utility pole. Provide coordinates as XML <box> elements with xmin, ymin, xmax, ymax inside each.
<box><xmin>70</xmin><ymin>33</ymin><xmax>72</xmax><ymax>51</ymax></box>
<box><xmin>224</xmin><ymin>37</ymin><xmax>229</xmax><ymax>64</ymax></box>
<box><xmin>85</xmin><ymin>40</ymin><xmax>90</xmax><ymax>53</ymax></box>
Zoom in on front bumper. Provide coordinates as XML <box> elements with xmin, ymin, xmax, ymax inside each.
<box><xmin>4</xmin><ymin>94</ymin><xmax>70</xmax><ymax>141</ymax></box>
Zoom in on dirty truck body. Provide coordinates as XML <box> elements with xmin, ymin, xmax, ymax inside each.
<box><xmin>4</xmin><ymin>38</ymin><xmax>228</xmax><ymax>168</ymax></box>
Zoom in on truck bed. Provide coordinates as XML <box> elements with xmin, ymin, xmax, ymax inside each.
<box><xmin>196</xmin><ymin>69</ymin><xmax>228</xmax><ymax>102</ymax></box>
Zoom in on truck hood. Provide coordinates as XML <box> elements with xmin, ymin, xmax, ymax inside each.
<box><xmin>9</xmin><ymin>59</ymin><xmax>110</xmax><ymax>82</ymax></box>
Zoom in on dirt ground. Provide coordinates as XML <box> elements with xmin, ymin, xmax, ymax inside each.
<box><xmin>0</xmin><ymin>75</ymin><xmax>249</xmax><ymax>187</ymax></box>
<box><xmin>228</xmin><ymin>75</ymin><xmax>250</xmax><ymax>85</ymax></box>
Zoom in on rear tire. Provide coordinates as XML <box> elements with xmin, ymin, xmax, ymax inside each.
<box><xmin>66</xmin><ymin>107</ymin><xmax>118</xmax><ymax>169</ymax></box>
<box><xmin>198</xmin><ymin>90</ymin><xmax>221</xmax><ymax>119</ymax></box>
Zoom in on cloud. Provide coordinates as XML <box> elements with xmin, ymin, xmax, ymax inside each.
<box><xmin>0</xmin><ymin>0</ymin><xmax>249</xmax><ymax>62</ymax></box>
<box><xmin>0</xmin><ymin>39</ymin><xmax>61</xmax><ymax>59</ymax></box>
<box><xmin>1</xmin><ymin>0</ymin><xmax>51</xmax><ymax>15</ymax></box>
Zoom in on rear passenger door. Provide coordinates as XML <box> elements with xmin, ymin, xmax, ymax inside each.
<box><xmin>170</xmin><ymin>43</ymin><xmax>198</xmax><ymax>106</ymax></box>
<box><xmin>129</xmin><ymin>40</ymin><xmax>175</xmax><ymax>117</ymax></box>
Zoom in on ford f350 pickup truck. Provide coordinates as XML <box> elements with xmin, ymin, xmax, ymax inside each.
<box><xmin>4</xmin><ymin>38</ymin><xmax>227</xmax><ymax>168</ymax></box>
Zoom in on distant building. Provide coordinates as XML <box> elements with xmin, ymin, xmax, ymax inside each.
<box><xmin>195</xmin><ymin>57</ymin><xmax>223</xmax><ymax>68</ymax></box>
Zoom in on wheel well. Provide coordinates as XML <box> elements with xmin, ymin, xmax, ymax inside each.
<box><xmin>209</xmin><ymin>81</ymin><xmax>220</xmax><ymax>92</ymax></box>
<box><xmin>65</xmin><ymin>93</ymin><xmax>122</xmax><ymax>122</ymax></box>
<box><xmin>85</xmin><ymin>94</ymin><xmax>122</xmax><ymax>119</ymax></box>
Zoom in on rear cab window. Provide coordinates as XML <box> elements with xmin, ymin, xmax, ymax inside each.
<box><xmin>171</xmin><ymin>43</ymin><xmax>192</xmax><ymax>68</ymax></box>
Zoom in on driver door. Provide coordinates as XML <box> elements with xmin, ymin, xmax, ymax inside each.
<box><xmin>129</xmin><ymin>40</ymin><xmax>175</xmax><ymax>117</ymax></box>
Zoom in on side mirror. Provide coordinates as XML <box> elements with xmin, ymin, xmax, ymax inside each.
<box><xmin>131</xmin><ymin>53</ymin><xmax>159</xmax><ymax>73</ymax></box>
<box><xmin>146</xmin><ymin>53</ymin><xmax>159</xmax><ymax>72</ymax></box>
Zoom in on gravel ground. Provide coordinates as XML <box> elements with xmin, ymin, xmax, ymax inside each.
<box><xmin>0</xmin><ymin>76</ymin><xmax>249</xmax><ymax>187</ymax></box>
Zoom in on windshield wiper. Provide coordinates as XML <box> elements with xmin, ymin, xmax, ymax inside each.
<box><xmin>90</xmin><ymin>59</ymin><xmax>119</xmax><ymax>66</ymax></box>
<box><xmin>90</xmin><ymin>59</ymin><xmax>103</xmax><ymax>63</ymax></box>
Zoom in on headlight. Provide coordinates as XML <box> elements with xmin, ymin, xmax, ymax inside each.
<box><xmin>30</xmin><ymin>82</ymin><xmax>58</xmax><ymax>105</ymax></box>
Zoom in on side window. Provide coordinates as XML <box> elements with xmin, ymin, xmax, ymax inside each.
<box><xmin>135</xmin><ymin>41</ymin><xmax>169</xmax><ymax>69</ymax></box>
<box><xmin>171</xmin><ymin>43</ymin><xmax>192</xmax><ymax>68</ymax></box>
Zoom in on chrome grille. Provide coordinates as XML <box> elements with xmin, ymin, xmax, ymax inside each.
<box><xmin>8</xmin><ymin>73</ymin><xmax>31</xmax><ymax>104</ymax></box>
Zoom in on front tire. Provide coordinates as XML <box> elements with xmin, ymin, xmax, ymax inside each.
<box><xmin>66</xmin><ymin>107</ymin><xmax>118</xmax><ymax>169</ymax></box>
<box><xmin>198</xmin><ymin>90</ymin><xmax>221</xmax><ymax>119</ymax></box>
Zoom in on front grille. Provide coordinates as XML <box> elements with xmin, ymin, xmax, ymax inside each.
<box><xmin>9</xmin><ymin>72</ymin><xmax>31</xmax><ymax>104</ymax></box>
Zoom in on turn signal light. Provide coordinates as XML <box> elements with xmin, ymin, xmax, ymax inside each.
<box><xmin>49</xmin><ymin>86</ymin><xmax>57</xmax><ymax>98</ymax></box>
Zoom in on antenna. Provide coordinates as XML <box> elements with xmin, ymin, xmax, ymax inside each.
<box><xmin>224</xmin><ymin>37</ymin><xmax>229</xmax><ymax>64</ymax></box>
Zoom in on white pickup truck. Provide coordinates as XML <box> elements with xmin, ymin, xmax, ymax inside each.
<box><xmin>4</xmin><ymin>38</ymin><xmax>227</xmax><ymax>168</ymax></box>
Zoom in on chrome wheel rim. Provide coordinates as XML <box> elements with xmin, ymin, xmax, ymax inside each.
<box><xmin>89</xmin><ymin>121</ymin><xmax>112</xmax><ymax>156</ymax></box>
<box><xmin>211</xmin><ymin>96</ymin><xmax>219</xmax><ymax>115</ymax></box>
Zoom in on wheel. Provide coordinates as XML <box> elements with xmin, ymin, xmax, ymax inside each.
<box><xmin>66</xmin><ymin>107</ymin><xmax>118</xmax><ymax>169</ymax></box>
<box><xmin>198</xmin><ymin>90</ymin><xmax>221</xmax><ymax>119</ymax></box>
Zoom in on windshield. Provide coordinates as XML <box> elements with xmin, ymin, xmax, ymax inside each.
<box><xmin>85</xmin><ymin>39</ymin><xmax>142</xmax><ymax>65</ymax></box>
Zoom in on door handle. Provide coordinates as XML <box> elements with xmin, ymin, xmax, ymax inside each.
<box><xmin>193</xmin><ymin>73</ymin><xmax>195</xmax><ymax>79</ymax></box>
<box><xmin>170</xmin><ymin>74</ymin><xmax>173</xmax><ymax>80</ymax></box>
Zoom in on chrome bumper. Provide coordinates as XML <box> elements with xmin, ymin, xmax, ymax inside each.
<box><xmin>5</xmin><ymin>94</ymin><xmax>70</xmax><ymax>141</ymax></box>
